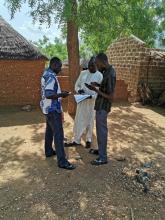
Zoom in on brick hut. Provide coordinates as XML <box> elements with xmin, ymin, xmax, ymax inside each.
<box><xmin>0</xmin><ymin>16</ymin><xmax>48</xmax><ymax>106</ymax></box>
<box><xmin>106</xmin><ymin>35</ymin><xmax>165</xmax><ymax>102</ymax></box>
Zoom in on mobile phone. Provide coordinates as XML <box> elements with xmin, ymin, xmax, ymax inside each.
<box><xmin>85</xmin><ymin>83</ymin><xmax>93</xmax><ymax>89</ymax></box>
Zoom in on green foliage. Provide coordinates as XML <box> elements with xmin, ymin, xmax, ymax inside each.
<box><xmin>78</xmin><ymin>0</ymin><xmax>165</xmax><ymax>52</ymax></box>
<box><xmin>5</xmin><ymin>0</ymin><xmax>165</xmax><ymax>53</ymax></box>
<box><xmin>33</xmin><ymin>35</ymin><xmax>93</xmax><ymax>60</ymax></box>
<box><xmin>79</xmin><ymin>42</ymin><xmax>93</xmax><ymax>60</ymax></box>
<box><xmin>6</xmin><ymin>0</ymin><xmax>73</xmax><ymax>24</ymax></box>
<box><xmin>33</xmin><ymin>36</ymin><xmax>68</xmax><ymax>61</ymax></box>
<box><xmin>155</xmin><ymin>0</ymin><xmax>165</xmax><ymax>47</ymax></box>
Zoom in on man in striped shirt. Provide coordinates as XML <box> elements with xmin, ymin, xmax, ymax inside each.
<box><xmin>40</xmin><ymin>57</ymin><xmax>75</xmax><ymax>170</ymax></box>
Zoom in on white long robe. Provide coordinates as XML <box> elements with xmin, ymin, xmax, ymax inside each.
<box><xmin>73</xmin><ymin>70</ymin><xmax>103</xmax><ymax>144</ymax></box>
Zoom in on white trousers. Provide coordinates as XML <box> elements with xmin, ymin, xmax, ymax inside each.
<box><xmin>73</xmin><ymin>99</ymin><xmax>95</xmax><ymax>144</ymax></box>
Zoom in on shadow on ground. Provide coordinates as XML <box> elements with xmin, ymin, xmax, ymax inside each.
<box><xmin>0</xmin><ymin>102</ymin><xmax>68</xmax><ymax>127</ymax></box>
<box><xmin>0</xmin><ymin>102</ymin><xmax>165</xmax><ymax>220</ymax></box>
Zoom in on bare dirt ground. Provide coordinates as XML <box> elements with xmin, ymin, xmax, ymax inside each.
<box><xmin>0</xmin><ymin>102</ymin><xmax>165</xmax><ymax>220</ymax></box>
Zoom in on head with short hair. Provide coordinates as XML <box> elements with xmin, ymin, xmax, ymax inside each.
<box><xmin>49</xmin><ymin>57</ymin><xmax>62</xmax><ymax>74</ymax></box>
<box><xmin>88</xmin><ymin>56</ymin><xmax>96</xmax><ymax>73</ymax></box>
<box><xmin>96</xmin><ymin>53</ymin><xmax>109</xmax><ymax>72</ymax></box>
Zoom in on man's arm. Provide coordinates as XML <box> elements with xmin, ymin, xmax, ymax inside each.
<box><xmin>45</xmin><ymin>76</ymin><xmax>70</xmax><ymax>100</ymax></box>
<box><xmin>87</xmin><ymin>73</ymin><xmax>116</xmax><ymax>101</ymax></box>
<box><xmin>97</xmin><ymin>89</ymin><xmax>114</xmax><ymax>101</ymax></box>
<box><xmin>46</xmin><ymin>91</ymin><xmax>69</xmax><ymax>100</ymax></box>
<box><xmin>89</xmin><ymin>86</ymin><xmax>114</xmax><ymax>101</ymax></box>
<box><xmin>91</xmin><ymin>82</ymin><xmax>101</xmax><ymax>87</ymax></box>
<box><xmin>90</xmin><ymin>72</ymin><xmax>103</xmax><ymax>87</ymax></box>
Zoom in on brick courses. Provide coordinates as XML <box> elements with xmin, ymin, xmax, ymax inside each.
<box><xmin>0</xmin><ymin>60</ymin><xmax>46</xmax><ymax>106</ymax></box>
<box><xmin>0</xmin><ymin>60</ymin><xmax>70</xmax><ymax>106</ymax></box>
<box><xmin>1</xmin><ymin>36</ymin><xmax>164</xmax><ymax>106</ymax></box>
<box><xmin>107</xmin><ymin>35</ymin><xmax>165</xmax><ymax>101</ymax></box>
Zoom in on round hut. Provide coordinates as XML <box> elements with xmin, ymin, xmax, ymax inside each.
<box><xmin>0</xmin><ymin>16</ymin><xmax>48</xmax><ymax>106</ymax></box>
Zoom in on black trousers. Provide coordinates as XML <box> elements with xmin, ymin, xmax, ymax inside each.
<box><xmin>45</xmin><ymin>111</ymin><xmax>67</xmax><ymax>166</ymax></box>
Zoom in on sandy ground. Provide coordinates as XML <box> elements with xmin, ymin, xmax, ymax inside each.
<box><xmin>0</xmin><ymin>102</ymin><xmax>165</xmax><ymax>220</ymax></box>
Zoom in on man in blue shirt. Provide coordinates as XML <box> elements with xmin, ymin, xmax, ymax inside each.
<box><xmin>40</xmin><ymin>57</ymin><xmax>75</xmax><ymax>170</ymax></box>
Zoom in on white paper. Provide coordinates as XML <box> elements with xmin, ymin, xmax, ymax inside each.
<box><xmin>74</xmin><ymin>94</ymin><xmax>91</xmax><ymax>104</ymax></box>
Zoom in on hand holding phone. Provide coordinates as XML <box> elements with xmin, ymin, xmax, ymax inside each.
<box><xmin>91</xmin><ymin>82</ymin><xmax>100</xmax><ymax>87</ymax></box>
<box><xmin>85</xmin><ymin>83</ymin><xmax>97</xmax><ymax>91</ymax></box>
<box><xmin>85</xmin><ymin>83</ymin><xmax>93</xmax><ymax>90</ymax></box>
<box><xmin>60</xmin><ymin>91</ymin><xmax>71</xmax><ymax>98</ymax></box>
<box><xmin>78</xmin><ymin>89</ymin><xmax>85</xmax><ymax>94</ymax></box>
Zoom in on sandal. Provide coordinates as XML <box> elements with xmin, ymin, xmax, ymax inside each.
<box><xmin>91</xmin><ymin>158</ymin><xmax>108</xmax><ymax>166</ymax></box>
<box><xmin>89</xmin><ymin>149</ymin><xmax>99</xmax><ymax>155</ymax></box>
<box><xmin>65</xmin><ymin>142</ymin><xmax>81</xmax><ymax>147</ymax></box>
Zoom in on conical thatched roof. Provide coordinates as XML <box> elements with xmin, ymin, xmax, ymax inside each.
<box><xmin>0</xmin><ymin>16</ymin><xmax>47</xmax><ymax>60</ymax></box>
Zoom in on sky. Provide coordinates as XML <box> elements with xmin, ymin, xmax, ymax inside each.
<box><xmin>0</xmin><ymin>0</ymin><xmax>61</xmax><ymax>42</ymax></box>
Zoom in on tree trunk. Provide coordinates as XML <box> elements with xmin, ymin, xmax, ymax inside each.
<box><xmin>67</xmin><ymin>0</ymin><xmax>80</xmax><ymax>115</ymax></box>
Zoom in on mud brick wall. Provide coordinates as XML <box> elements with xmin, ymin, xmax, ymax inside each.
<box><xmin>140</xmin><ymin>49</ymin><xmax>165</xmax><ymax>98</ymax></box>
<box><xmin>148</xmin><ymin>60</ymin><xmax>165</xmax><ymax>97</ymax></box>
<box><xmin>107</xmin><ymin>36</ymin><xmax>147</xmax><ymax>101</ymax></box>
<box><xmin>1</xmin><ymin>43</ymin><xmax>164</xmax><ymax>106</ymax></box>
<box><xmin>60</xmin><ymin>66</ymin><xmax>69</xmax><ymax>76</ymax></box>
<box><xmin>114</xmin><ymin>80</ymin><xmax>128</xmax><ymax>101</ymax></box>
<box><xmin>107</xmin><ymin>36</ymin><xmax>165</xmax><ymax>101</ymax></box>
<box><xmin>57</xmin><ymin>75</ymin><xmax>70</xmax><ymax>105</ymax></box>
<box><xmin>57</xmin><ymin>76</ymin><xmax>70</xmax><ymax>91</ymax></box>
<box><xmin>0</xmin><ymin>60</ymin><xmax>46</xmax><ymax>106</ymax></box>
<box><xmin>57</xmin><ymin>67</ymin><xmax>70</xmax><ymax>104</ymax></box>
<box><xmin>0</xmin><ymin>60</ymin><xmax>70</xmax><ymax>106</ymax></box>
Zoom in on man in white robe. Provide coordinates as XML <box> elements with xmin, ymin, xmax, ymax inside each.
<box><xmin>66</xmin><ymin>58</ymin><xmax>103</xmax><ymax>148</ymax></box>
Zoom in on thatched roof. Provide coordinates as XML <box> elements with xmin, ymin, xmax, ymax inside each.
<box><xmin>0</xmin><ymin>16</ymin><xmax>47</xmax><ymax>60</ymax></box>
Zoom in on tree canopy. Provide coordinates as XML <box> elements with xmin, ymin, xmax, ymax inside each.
<box><xmin>33</xmin><ymin>36</ymin><xmax>68</xmax><ymax>61</ymax></box>
<box><xmin>5</xmin><ymin>0</ymin><xmax>165</xmax><ymax>53</ymax></box>
<box><xmin>78</xmin><ymin>0</ymin><xmax>165</xmax><ymax>52</ymax></box>
<box><xmin>33</xmin><ymin>35</ymin><xmax>93</xmax><ymax>61</ymax></box>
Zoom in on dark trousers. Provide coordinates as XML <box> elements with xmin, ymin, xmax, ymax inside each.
<box><xmin>45</xmin><ymin>111</ymin><xmax>67</xmax><ymax>166</ymax></box>
<box><xmin>96</xmin><ymin>110</ymin><xmax>108</xmax><ymax>161</ymax></box>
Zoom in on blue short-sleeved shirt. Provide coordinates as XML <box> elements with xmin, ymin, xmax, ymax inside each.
<box><xmin>40</xmin><ymin>68</ymin><xmax>62</xmax><ymax>114</ymax></box>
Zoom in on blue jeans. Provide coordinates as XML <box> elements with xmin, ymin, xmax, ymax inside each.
<box><xmin>45</xmin><ymin>111</ymin><xmax>67</xmax><ymax>166</ymax></box>
<box><xmin>96</xmin><ymin>110</ymin><xmax>108</xmax><ymax>161</ymax></box>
